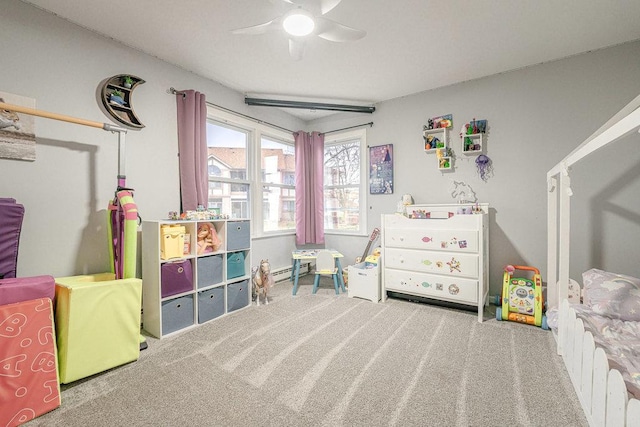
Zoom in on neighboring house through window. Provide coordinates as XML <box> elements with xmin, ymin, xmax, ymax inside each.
<box><xmin>206</xmin><ymin>105</ymin><xmax>367</xmax><ymax>236</ymax></box>
<box><xmin>206</xmin><ymin>106</ymin><xmax>296</xmax><ymax>236</ymax></box>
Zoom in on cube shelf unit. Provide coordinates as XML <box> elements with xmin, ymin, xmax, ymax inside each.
<box><xmin>142</xmin><ymin>219</ymin><xmax>251</xmax><ymax>338</ymax></box>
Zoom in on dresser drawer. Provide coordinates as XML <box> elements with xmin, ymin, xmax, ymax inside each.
<box><xmin>384</xmin><ymin>247</ymin><xmax>479</xmax><ymax>278</ymax></box>
<box><xmin>385</xmin><ymin>227</ymin><xmax>478</xmax><ymax>252</ymax></box>
<box><xmin>384</xmin><ymin>268</ymin><xmax>478</xmax><ymax>304</ymax></box>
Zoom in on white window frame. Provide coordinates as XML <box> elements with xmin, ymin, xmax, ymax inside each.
<box><xmin>206</xmin><ymin>105</ymin><xmax>295</xmax><ymax>238</ymax></box>
<box><xmin>323</xmin><ymin>128</ymin><xmax>368</xmax><ymax>236</ymax></box>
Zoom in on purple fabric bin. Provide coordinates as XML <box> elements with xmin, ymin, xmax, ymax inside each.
<box><xmin>0</xmin><ymin>198</ymin><xmax>25</xmax><ymax>279</ymax></box>
<box><xmin>0</xmin><ymin>275</ymin><xmax>55</xmax><ymax>305</ymax></box>
<box><xmin>161</xmin><ymin>259</ymin><xmax>193</xmax><ymax>298</ymax></box>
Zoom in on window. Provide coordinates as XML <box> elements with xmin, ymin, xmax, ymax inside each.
<box><xmin>206</xmin><ymin>120</ymin><xmax>250</xmax><ymax>218</ymax></box>
<box><xmin>261</xmin><ymin>136</ymin><xmax>296</xmax><ymax>232</ymax></box>
<box><xmin>206</xmin><ymin>106</ymin><xmax>295</xmax><ymax>235</ymax></box>
<box><xmin>323</xmin><ymin>128</ymin><xmax>366</xmax><ymax>234</ymax></box>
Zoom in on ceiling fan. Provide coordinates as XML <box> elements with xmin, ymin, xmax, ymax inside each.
<box><xmin>232</xmin><ymin>0</ymin><xmax>366</xmax><ymax>60</ymax></box>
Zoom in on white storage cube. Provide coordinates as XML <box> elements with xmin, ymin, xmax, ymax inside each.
<box><xmin>348</xmin><ymin>262</ymin><xmax>381</xmax><ymax>303</ymax></box>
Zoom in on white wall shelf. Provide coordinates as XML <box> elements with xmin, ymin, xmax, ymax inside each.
<box><xmin>423</xmin><ymin>127</ymin><xmax>449</xmax><ymax>152</ymax></box>
<box><xmin>462</xmin><ymin>133</ymin><xmax>484</xmax><ymax>154</ymax></box>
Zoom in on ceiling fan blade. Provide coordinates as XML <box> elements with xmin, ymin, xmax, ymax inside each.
<box><xmin>289</xmin><ymin>38</ymin><xmax>306</xmax><ymax>61</ymax></box>
<box><xmin>276</xmin><ymin>0</ymin><xmax>340</xmax><ymax>15</ymax></box>
<box><xmin>320</xmin><ymin>0</ymin><xmax>342</xmax><ymax>14</ymax></box>
<box><xmin>315</xmin><ymin>17</ymin><xmax>366</xmax><ymax>42</ymax></box>
<box><xmin>232</xmin><ymin>18</ymin><xmax>282</xmax><ymax>35</ymax></box>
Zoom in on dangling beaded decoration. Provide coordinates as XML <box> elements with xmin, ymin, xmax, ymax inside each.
<box><xmin>475</xmin><ymin>154</ymin><xmax>493</xmax><ymax>182</ymax></box>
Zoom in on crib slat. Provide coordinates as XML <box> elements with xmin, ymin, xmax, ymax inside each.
<box><xmin>558</xmin><ymin>299</ymin><xmax>570</xmax><ymax>355</ymax></box>
<box><xmin>605</xmin><ymin>369</ymin><xmax>627</xmax><ymax>427</ymax></box>
<box><xmin>627</xmin><ymin>399</ymin><xmax>640</xmax><ymax>427</ymax></box>
<box><xmin>563</xmin><ymin>307</ymin><xmax>578</xmax><ymax>373</ymax></box>
<box><xmin>572</xmin><ymin>318</ymin><xmax>585</xmax><ymax>385</ymax></box>
<box><xmin>581</xmin><ymin>331</ymin><xmax>595</xmax><ymax>412</ymax></box>
<box><xmin>592</xmin><ymin>348</ymin><xmax>609</xmax><ymax>426</ymax></box>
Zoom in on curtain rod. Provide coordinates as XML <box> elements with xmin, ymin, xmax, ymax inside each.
<box><xmin>321</xmin><ymin>122</ymin><xmax>374</xmax><ymax>135</ymax></box>
<box><xmin>169</xmin><ymin>87</ymin><xmax>295</xmax><ymax>134</ymax></box>
<box><xmin>168</xmin><ymin>88</ymin><xmax>374</xmax><ymax>136</ymax></box>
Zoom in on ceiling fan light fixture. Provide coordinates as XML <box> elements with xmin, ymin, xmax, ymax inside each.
<box><xmin>282</xmin><ymin>10</ymin><xmax>315</xmax><ymax>37</ymax></box>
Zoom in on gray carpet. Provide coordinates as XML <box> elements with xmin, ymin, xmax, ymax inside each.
<box><xmin>28</xmin><ymin>276</ymin><xmax>588</xmax><ymax>426</ymax></box>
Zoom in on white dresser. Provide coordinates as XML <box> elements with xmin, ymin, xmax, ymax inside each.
<box><xmin>381</xmin><ymin>204</ymin><xmax>489</xmax><ymax>322</ymax></box>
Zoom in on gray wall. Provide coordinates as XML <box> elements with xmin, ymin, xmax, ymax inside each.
<box><xmin>313</xmin><ymin>41</ymin><xmax>640</xmax><ymax>295</ymax></box>
<box><xmin>2</xmin><ymin>1</ymin><xmax>640</xmax><ymax>298</ymax></box>
<box><xmin>0</xmin><ymin>1</ymin><xmax>303</xmax><ymax>277</ymax></box>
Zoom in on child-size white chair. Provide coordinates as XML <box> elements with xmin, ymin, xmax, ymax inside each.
<box><xmin>312</xmin><ymin>250</ymin><xmax>340</xmax><ymax>295</ymax></box>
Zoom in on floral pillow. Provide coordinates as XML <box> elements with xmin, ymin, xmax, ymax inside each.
<box><xmin>582</xmin><ymin>268</ymin><xmax>640</xmax><ymax>322</ymax></box>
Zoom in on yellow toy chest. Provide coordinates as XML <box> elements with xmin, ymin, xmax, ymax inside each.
<box><xmin>161</xmin><ymin>224</ymin><xmax>185</xmax><ymax>260</ymax></box>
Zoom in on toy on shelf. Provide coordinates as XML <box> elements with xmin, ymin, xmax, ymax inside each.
<box><xmin>180</xmin><ymin>208</ymin><xmax>229</xmax><ymax>220</ymax></box>
<box><xmin>436</xmin><ymin>147</ymin><xmax>452</xmax><ymax>170</ymax></box>
<box><xmin>459</xmin><ymin>118</ymin><xmax>487</xmax><ymax>154</ymax></box>
<box><xmin>196</xmin><ymin>222</ymin><xmax>221</xmax><ymax>254</ymax></box>
<box><xmin>423</xmin><ymin>134</ymin><xmax>442</xmax><ymax>150</ymax></box>
<box><xmin>495</xmin><ymin>265</ymin><xmax>548</xmax><ymax>329</ymax></box>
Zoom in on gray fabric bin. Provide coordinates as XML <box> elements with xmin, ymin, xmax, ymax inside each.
<box><xmin>198</xmin><ymin>287</ymin><xmax>225</xmax><ymax>323</ymax></box>
<box><xmin>227</xmin><ymin>221</ymin><xmax>250</xmax><ymax>251</ymax></box>
<box><xmin>227</xmin><ymin>279</ymin><xmax>249</xmax><ymax>312</ymax></box>
<box><xmin>161</xmin><ymin>295</ymin><xmax>194</xmax><ymax>335</ymax></box>
<box><xmin>226</xmin><ymin>252</ymin><xmax>245</xmax><ymax>280</ymax></box>
<box><xmin>197</xmin><ymin>254</ymin><xmax>223</xmax><ymax>288</ymax></box>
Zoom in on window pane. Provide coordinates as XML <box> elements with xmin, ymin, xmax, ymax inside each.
<box><xmin>324</xmin><ymin>136</ymin><xmax>362</xmax><ymax>232</ymax></box>
<box><xmin>207</xmin><ymin>121</ymin><xmax>250</xmax><ymax>219</ymax></box>
<box><xmin>260</xmin><ymin>136</ymin><xmax>295</xmax><ymax>232</ymax></box>
<box><xmin>261</xmin><ymin>137</ymin><xmax>295</xmax><ymax>185</ymax></box>
<box><xmin>208</xmin><ymin>182</ymin><xmax>250</xmax><ymax>219</ymax></box>
<box><xmin>324</xmin><ymin>140</ymin><xmax>360</xmax><ymax>186</ymax></box>
<box><xmin>263</xmin><ymin>185</ymin><xmax>296</xmax><ymax>232</ymax></box>
<box><xmin>207</xmin><ymin>122</ymin><xmax>248</xmax><ymax>177</ymax></box>
<box><xmin>324</xmin><ymin>187</ymin><xmax>360</xmax><ymax>230</ymax></box>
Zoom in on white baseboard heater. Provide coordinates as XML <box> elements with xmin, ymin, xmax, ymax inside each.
<box><xmin>270</xmin><ymin>262</ymin><xmax>311</xmax><ymax>283</ymax></box>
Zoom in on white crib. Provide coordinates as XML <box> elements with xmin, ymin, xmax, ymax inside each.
<box><xmin>548</xmin><ymin>94</ymin><xmax>640</xmax><ymax>426</ymax></box>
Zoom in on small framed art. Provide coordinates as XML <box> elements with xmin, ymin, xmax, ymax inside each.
<box><xmin>369</xmin><ymin>144</ymin><xmax>393</xmax><ymax>194</ymax></box>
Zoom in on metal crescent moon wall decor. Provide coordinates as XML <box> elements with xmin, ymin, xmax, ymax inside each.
<box><xmin>100</xmin><ymin>74</ymin><xmax>145</xmax><ymax>128</ymax></box>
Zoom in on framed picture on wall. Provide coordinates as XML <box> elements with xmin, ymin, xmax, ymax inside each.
<box><xmin>428</xmin><ymin>113</ymin><xmax>453</xmax><ymax>129</ymax></box>
<box><xmin>369</xmin><ymin>144</ymin><xmax>393</xmax><ymax>194</ymax></box>
<box><xmin>0</xmin><ymin>91</ymin><xmax>36</xmax><ymax>161</ymax></box>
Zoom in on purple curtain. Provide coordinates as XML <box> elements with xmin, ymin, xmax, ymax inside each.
<box><xmin>295</xmin><ymin>131</ymin><xmax>325</xmax><ymax>245</ymax></box>
<box><xmin>176</xmin><ymin>90</ymin><xmax>208</xmax><ymax>211</ymax></box>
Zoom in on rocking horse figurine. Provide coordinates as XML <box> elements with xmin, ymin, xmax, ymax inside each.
<box><xmin>252</xmin><ymin>259</ymin><xmax>274</xmax><ymax>306</ymax></box>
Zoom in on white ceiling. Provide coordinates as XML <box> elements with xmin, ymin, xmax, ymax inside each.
<box><xmin>22</xmin><ymin>0</ymin><xmax>640</xmax><ymax>120</ymax></box>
